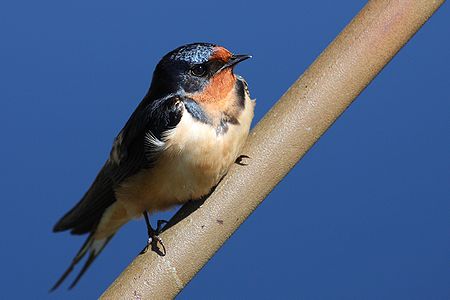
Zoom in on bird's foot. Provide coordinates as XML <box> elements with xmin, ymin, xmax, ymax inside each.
<box><xmin>235</xmin><ymin>155</ymin><xmax>250</xmax><ymax>165</ymax></box>
<box><xmin>144</xmin><ymin>229</ymin><xmax>166</xmax><ymax>256</ymax></box>
<box><xmin>146</xmin><ymin>220</ymin><xmax>168</xmax><ymax>255</ymax></box>
<box><xmin>142</xmin><ymin>212</ymin><xmax>167</xmax><ymax>256</ymax></box>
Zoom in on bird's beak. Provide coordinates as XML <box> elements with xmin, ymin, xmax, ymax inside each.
<box><xmin>218</xmin><ymin>54</ymin><xmax>252</xmax><ymax>72</ymax></box>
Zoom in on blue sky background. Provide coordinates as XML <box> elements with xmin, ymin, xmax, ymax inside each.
<box><xmin>1</xmin><ymin>1</ymin><xmax>449</xmax><ymax>299</ymax></box>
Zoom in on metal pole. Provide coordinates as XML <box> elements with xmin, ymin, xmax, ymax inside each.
<box><xmin>101</xmin><ymin>0</ymin><xmax>445</xmax><ymax>298</ymax></box>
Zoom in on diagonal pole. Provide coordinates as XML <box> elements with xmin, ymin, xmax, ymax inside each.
<box><xmin>101</xmin><ymin>0</ymin><xmax>445</xmax><ymax>299</ymax></box>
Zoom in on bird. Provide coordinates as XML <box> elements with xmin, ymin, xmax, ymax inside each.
<box><xmin>51</xmin><ymin>42</ymin><xmax>255</xmax><ymax>290</ymax></box>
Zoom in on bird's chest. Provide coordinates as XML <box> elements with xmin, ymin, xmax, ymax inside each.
<box><xmin>155</xmin><ymin>112</ymin><xmax>245</xmax><ymax>200</ymax></box>
<box><xmin>116</xmin><ymin>111</ymin><xmax>249</xmax><ymax>214</ymax></box>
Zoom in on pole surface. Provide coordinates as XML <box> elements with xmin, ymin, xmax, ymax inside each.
<box><xmin>101</xmin><ymin>0</ymin><xmax>444</xmax><ymax>298</ymax></box>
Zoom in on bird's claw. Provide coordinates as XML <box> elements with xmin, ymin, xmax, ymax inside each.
<box><xmin>235</xmin><ymin>154</ymin><xmax>250</xmax><ymax>166</ymax></box>
<box><xmin>145</xmin><ymin>232</ymin><xmax>166</xmax><ymax>256</ymax></box>
<box><xmin>142</xmin><ymin>212</ymin><xmax>167</xmax><ymax>256</ymax></box>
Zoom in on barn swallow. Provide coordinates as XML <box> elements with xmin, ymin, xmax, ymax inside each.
<box><xmin>51</xmin><ymin>43</ymin><xmax>255</xmax><ymax>290</ymax></box>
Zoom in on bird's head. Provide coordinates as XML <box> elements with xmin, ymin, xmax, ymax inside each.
<box><xmin>149</xmin><ymin>43</ymin><xmax>251</xmax><ymax>101</ymax></box>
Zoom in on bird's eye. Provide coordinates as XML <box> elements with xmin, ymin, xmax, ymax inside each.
<box><xmin>190</xmin><ymin>64</ymin><xmax>207</xmax><ymax>77</ymax></box>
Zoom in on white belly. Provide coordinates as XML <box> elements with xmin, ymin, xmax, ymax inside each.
<box><xmin>114</xmin><ymin>96</ymin><xmax>254</xmax><ymax>217</ymax></box>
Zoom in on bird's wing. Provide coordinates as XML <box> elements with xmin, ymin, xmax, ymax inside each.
<box><xmin>53</xmin><ymin>94</ymin><xmax>184</xmax><ymax>235</ymax></box>
<box><xmin>51</xmin><ymin>94</ymin><xmax>184</xmax><ymax>290</ymax></box>
<box><xmin>53</xmin><ymin>163</ymin><xmax>116</xmax><ymax>234</ymax></box>
<box><xmin>110</xmin><ymin>93</ymin><xmax>184</xmax><ymax>178</ymax></box>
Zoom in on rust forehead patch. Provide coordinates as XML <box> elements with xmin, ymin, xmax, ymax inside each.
<box><xmin>211</xmin><ymin>46</ymin><xmax>232</xmax><ymax>62</ymax></box>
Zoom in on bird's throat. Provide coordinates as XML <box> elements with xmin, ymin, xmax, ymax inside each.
<box><xmin>190</xmin><ymin>68</ymin><xmax>235</xmax><ymax>106</ymax></box>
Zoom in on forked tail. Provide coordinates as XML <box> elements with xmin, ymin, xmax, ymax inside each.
<box><xmin>50</xmin><ymin>233</ymin><xmax>114</xmax><ymax>291</ymax></box>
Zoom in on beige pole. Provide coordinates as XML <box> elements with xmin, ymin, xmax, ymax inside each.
<box><xmin>101</xmin><ymin>0</ymin><xmax>445</xmax><ymax>299</ymax></box>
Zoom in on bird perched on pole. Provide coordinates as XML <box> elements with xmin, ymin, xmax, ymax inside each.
<box><xmin>51</xmin><ymin>43</ymin><xmax>255</xmax><ymax>290</ymax></box>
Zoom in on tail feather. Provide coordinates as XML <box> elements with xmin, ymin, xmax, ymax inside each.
<box><xmin>53</xmin><ymin>163</ymin><xmax>117</xmax><ymax>235</ymax></box>
<box><xmin>68</xmin><ymin>236</ymin><xmax>114</xmax><ymax>289</ymax></box>
<box><xmin>50</xmin><ymin>233</ymin><xmax>114</xmax><ymax>291</ymax></box>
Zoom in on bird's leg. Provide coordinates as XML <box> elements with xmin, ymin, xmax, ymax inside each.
<box><xmin>143</xmin><ymin>211</ymin><xmax>166</xmax><ymax>255</ymax></box>
<box><xmin>156</xmin><ymin>219</ymin><xmax>169</xmax><ymax>233</ymax></box>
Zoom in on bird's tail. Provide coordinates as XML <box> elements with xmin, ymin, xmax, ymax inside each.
<box><xmin>50</xmin><ymin>232</ymin><xmax>114</xmax><ymax>291</ymax></box>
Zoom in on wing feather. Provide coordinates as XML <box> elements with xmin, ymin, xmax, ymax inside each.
<box><xmin>51</xmin><ymin>94</ymin><xmax>184</xmax><ymax>289</ymax></box>
<box><xmin>53</xmin><ymin>94</ymin><xmax>183</xmax><ymax>234</ymax></box>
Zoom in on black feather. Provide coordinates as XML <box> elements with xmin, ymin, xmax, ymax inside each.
<box><xmin>53</xmin><ymin>164</ymin><xmax>115</xmax><ymax>234</ymax></box>
<box><xmin>50</xmin><ymin>232</ymin><xmax>95</xmax><ymax>291</ymax></box>
<box><xmin>68</xmin><ymin>235</ymin><xmax>114</xmax><ymax>290</ymax></box>
<box><xmin>50</xmin><ymin>233</ymin><xmax>115</xmax><ymax>291</ymax></box>
<box><xmin>52</xmin><ymin>94</ymin><xmax>184</xmax><ymax>289</ymax></box>
<box><xmin>53</xmin><ymin>94</ymin><xmax>184</xmax><ymax>235</ymax></box>
<box><xmin>235</xmin><ymin>77</ymin><xmax>247</xmax><ymax>109</ymax></box>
